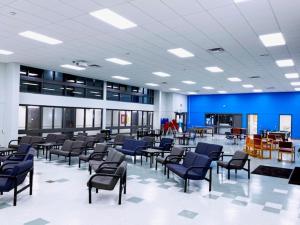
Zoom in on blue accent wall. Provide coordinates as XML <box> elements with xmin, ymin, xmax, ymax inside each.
<box><xmin>188</xmin><ymin>92</ymin><xmax>300</xmax><ymax>138</ymax></box>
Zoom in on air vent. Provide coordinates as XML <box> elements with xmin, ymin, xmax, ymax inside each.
<box><xmin>266</xmin><ymin>86</ymin><xmax>275</xmax><ymax>90</ymax></box>
<box><xmin>207</xmin><ymin>47</ymin><xmax>225</xmax><ymax>53</ymax></box>
<box><xmin>249</xmin><ymin>76</ymin><xmax>261</xmax><ymax>79</ymax></box>
<box><xmin>260</xmin><ymin>53</ymin><xmax>269</xmax><ymax>57</ymax></box>
<box><xmin>161</xmin><ymin>82</ymin><xmax>167</xmax><ymax>85</ymax></box>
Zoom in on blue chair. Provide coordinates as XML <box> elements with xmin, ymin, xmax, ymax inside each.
<box><xmin>195</xmin><ymin>142</ymin><xmax>223</xmax><ymax>161</ymax></box>
<box><xmin>153</xmin><ymin>138</ymin><xmax>173</xmax><ymax>156</ymax></box>
<box><xmin>166</xmin><ymin>152</ymin><xmax>212</xmax><ymax>192</ymax></box>
<box><xmin>0</xmin><ymin>160</ymin><xmax>33</xmax><ymax>206</ymax></box>
<box><xmin>116</xmin><ymin>139</ymin><xmax>148</xmax><ymax>164</ymax></box>
<box><xmin>0</xmin><ymin>144</ymin><xmax>31</xmax><ymax>165</ymax></box>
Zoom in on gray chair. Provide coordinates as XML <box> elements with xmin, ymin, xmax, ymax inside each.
<box><xmin>30</xmin><ymin>136</ymin><xmax>44</xmax><ymax>149</ymax></box>
<box><xmin>89</xmin><ymin>148</ymin><xmax>125</xmax><ymax>174</ymax></box>
<box><xmin>78</xmin><ymin>143</ymin><xmax>108</xmax><ymax>168</ymax></box>
<box><xmin>142</xmin><ymin>136</ymin><xmax>155</xmax><ymax>148</ymax></box>
<box><xmin>108</xmin><ymin>134</ymin><xmax>127</xmax><ymax>147</ymax></box>
<box><xmin>94</xmin><ymin>133</ymin><xmax>106</xmax><ymax>143</ymax></box>
<box><xmin>49</xmin><ymin>140</ymin><xmax>84</xmax><ymax>165</ymax></box>
<box><xmin>217</xmin><ymin>151</ymin><xmax>250</xmax><ymax>179</ymax></box>
<box><xmin>155</xmin><ymin>147</ymin><xmax>185</xmax><ymax>174</ymax></box>
<box><xmin>87</xmin><ymin>161</ymin><xmax>127</xmax><ymax>205</ymax></box>
<box><xmin>9</xmin><ymin>136</ymin><xmax>32</xmax><ymax>149</ymax></box>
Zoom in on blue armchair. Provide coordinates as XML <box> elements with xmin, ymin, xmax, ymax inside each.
<box><xmin>0</xmin><ymin>144</ymin><xmax>31</xmax><ymax>165</ymax></box>
<box><xmin>116</xmin><ymin>139</ymin><xmax>148</xmax><ymax>164</ymax></box>
<box><xmin>166</xmin><ymin>152</ymin><xmax>212</xmax><ymax>192</ymax></box>
<box><xmin>0</xmin><ymin>160</ymin><xmax>33</xmax><ymax>206</ymax></box>
<box><xmin>195</xmin><ymin>142</ymin><xmax>223</xmax><ymax>161</ymax></box>
<box><xmin>153</xmin><ymin>138</ymin><xmax>173</xmax><ymax>156</ymax></box>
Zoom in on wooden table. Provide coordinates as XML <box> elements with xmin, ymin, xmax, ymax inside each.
<box><xmin>141</xmin><ymin>149</ymin><xmax>164</xmax><ymax>168</ymax></box>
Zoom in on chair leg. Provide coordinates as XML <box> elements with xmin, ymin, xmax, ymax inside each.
<box><xmin>228</xmin><ymin>169</ymin><xmax>230</xmax><ymax>179</ymax></box>
<box><xmin>184</xmin><ymin>178</ymin><xmax>187</xmax><ymax>193</ymax></box>
<box><xmin>164</xmin><ymin>164</ymin><xmax>167</xmax><ymax>175</ymax></box>
<box><xmin>134</xmin><ymin>155</ymin><xmax>136</xmax><ymax>164</ymax></box>
<box><xmin>124</xmin><ymin>171</ymin><xmax>127</xmax><ymax>194</ymax></box>
<box><xmin>13</xmin><ymin>185</ymin><xmax>17</xmax><ymax>206</ymax></box>
<box><xmin>140</xmin><ymin>154</ymin><xmax>142</xmax><ymax>166</ymax></box>
<box><xmin>0</xmin><ymin>192</ymin><xmax>3</xmax><ymax>195</ymax></box>
<box><xmin>79</xmin><ymin>159</ymin><xmax>81</xmax><ymax>168</ymax></box>
<box><xmin>235</xmin><ymin>169</ymin><xmax>237</xmax><ymax>175</ymax></box>
<box><xmin>89</xmin><ymin>187</ymin><xmax>92</xmax><ymax>204</ymax></box>
<box><xmin>49</xmin><ymin>153</ymin><xmax>52</xmax><ymax>161</ymax></box>
<box><xmin>69</xmin><ymin>157</ymin><xmax>71</xmax><ymax>166</ymax></box>
<box><xmin>167</xmin><ymin>168</ymin><xmax>170</xmax><ymax>179</ymax></box>
<box><xmin>29</xmin><ymin>170</ymin><xmax>33</xmax><ymax>195</ymax></box>
<box><xmin>209</xmin><ymin>168</ymin><xmax>212</xmax><ymax>192</ymax></box>
<box><xmin>217</xmin><ymin>165</ymin><xmax>219</xmax><ymax>174</ymax></box>
<box><xmin>118</xmin><ymin>178</ymin><xmax>122</xmax><ymax>205</ymax></box>
<box><xmin>155</xmin><ymin>160</ymin><xmax>158</xmax><ymax>170</ymax></box>
<box><xmin>89</xmin><ymin>165</ymin><xmax>92</xmax><ymax>175</ymax></box>
<box><xmin>248</xmin><ymin>160</ymin><xmax>250</xmax><ymax>179</ymax></box>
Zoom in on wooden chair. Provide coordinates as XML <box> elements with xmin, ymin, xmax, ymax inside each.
<box><xmin>261</xmin><ymin>139</ymin><xmax>272</xmax><ymax>159</ymax></box>
<box><xmin>253</xmin><ymin>138</ymin><xmax>263</xmax><ymax>158</ymax></box>
<box><xmin>267</xmin><ymin>134</ymin><xmax>278</xmax><ymax>150</ymax></box>
<box><xmin>243</xmin><ymin>136</ymin><xmax>253</xmax><ymax>155</ymax></box>
<box><xmin>278</xmin><ymin>141</ymin><xmax>295</xmax><ymax>162</ymax></box>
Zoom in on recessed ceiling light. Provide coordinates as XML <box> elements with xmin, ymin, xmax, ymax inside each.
<box><xmin>19</xmin><ymin>31</ymin><xmax>62</xmax><ymax>45</ymax></box>
<box><xmin>227</xmin><ymin>77</ymin><xmax>242</xmax><ymax>82</ymax></box>
<box><xmin>22</xmin><ymin>82</ymin><xmax>39</xmax><ymax>86</ymax></box>
<box><xmin>20</xmin><ymin>71</ymin><xmax>26</xmax><ymax>75</ymax></box>
<box><xmin>276</xmin><ymin>59</ymin><xmax>294</xmax><ymax>67</ymax></box>
<box><xmin>61</xmin><ymin>64</ymin><xmax>86</xmax><ymax>71</ymax></box>
<box><xmin>105</xmin><ymin>58</ymin><xmax>132</xmax><ymax>65</ymax></box>
<box><xmin>259</xmin><ymin>32</ymin><xmax>286</xmax><ymax>47</ymax></box>
<box><xmin>152</xmin><ymin>72</ymin><xmax>171</xmax><ymax>77</ymax></box>
<box><xmin>182</xmin><ymin>80</ymin><xmax>196</xmax><ymax>85</ymax></box>
<box><xmin>218</xmin><ymin>90</ymin><xmax>227</xmax><ymax>94</ymax></box>
<box><xmin>291</xmin><ymin>82</ymin><xmax>300</xmax><ymax>86</ymax></box>
<box><xmin>145</xmin><ymin>83</ymin><xmax>159</xmax><ymax>87</ymax></box>
<box><xmin>0</xmin><ymin>49</ymin><xmax>14</xmax><ymax>55</ymax></box>
<box><xmin>112</xmin><ymin>75</ymin><xmax>129</xmax><ymax>80</ymax></box>
<box><xmin>169</xmin><ymin>88</ymin><xmax>180</xmax><ymax>91</ymax></box>
<box><xmin>234</xmin><ymin>0</ymin><xmax>250</xmax><ymax>3</ymax></box>
<box><xmin>187</xmin><ymin>92</ymin><xmax>197</xmax><ymax>95</ymax></box>
<box><xmin>28</xmin><ymin>72</ymin><xmax>38</xmax><ymax>76</ymax></box>
<box><xmin>167</xmin><ymin>48</ymin><xmax>194</xmax><ymax>58</ymax></box>
<box><xmin>205</xmin><ymin>66</ymin><xmax>223</xmax><ymax>73</ymax></box>
<box><xmin>202</xmin><ymin>86</ymin><xmax>214</xmax><ymax>90</ymax></box>
<box><xmin>90</xmin><ymin>9</ymin><xmax>137</xmax><ymax>30</ymax></box>
<box><xmin>253</xmin><ymin>89</ymin><xmax>263</xmax><ymax>93</ymax></box>
<box><xmin>285</xmin><ymin>73</ymin><xmax>299</xmax><ymax>79</ymax></box>
<box><xmin>42</xmin><ymin>87</ymin><xmax>55</xmax><ymax>91</ymax></box>
<box><xmin>73</xmin><ymin>91</ymin><xmax>82</xmax><ymax>95</ymax></box>
<box><xmin>295</xmin><ymin>87</ymin><xmax>300</xmax><ymax>91</ymax></box>
<box><xmin>242</xmin><ymin>84</ymin><xmax>254</xmax><ymax>88</ymax></box>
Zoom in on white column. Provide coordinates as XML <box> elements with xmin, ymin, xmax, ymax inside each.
<box><xmin>102</xmin><ymin>81</ymin><xmax>107</xmax><ymax>129</ymax></box>
<box><xmin>0</xmin><ymin>63</ymin><xmax>20</xmax><ymax>146</ymax></box>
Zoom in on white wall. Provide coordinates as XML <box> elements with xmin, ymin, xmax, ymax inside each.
<box><xmin>0</xmin><ymin>63</ymin><xmax>20</xmax><ymax>146</ymax></box>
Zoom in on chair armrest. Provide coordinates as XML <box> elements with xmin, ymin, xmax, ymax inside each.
<box><xmin>89</xmin><ymin>152</ymin><xmax>108</xmax><ymax>160</ymax></box>
<box><xmin>165</xmin><ymin>155</ymin><xmax>183</xmax><ymax>162</ymax></box>
<box><xmin>186</xmin><ymin>166</ymin><xmax>211</xmax><ymax>174</ymax></box>
<box><xmin>228</xmin><ymin>158</ymin><xmax>250</xmax><ymax>166</ymax></box>
<box><xmin>5</xmin><ymin>153</ymin><xmax>26</xmax><ymax>161</ymax></box>
<box><xmin>8</xmin><ymin>139</ymin><xmax>19</xmax><ymax>145</ymax></box>
<box><xmin>96</xmin><ymin>166</ymin><xmax>118</xmax><ymax>173</ymax></box>
<box><xmin>0</xmin><ymin>174</ymin><xmax>15</xmax><ymax>179</ymax></box>
<box><xmin>88</xmin><ymin>173</ymin><xmax>120</xmax><ymax>185</ymax></box>
<box><xmin>208</xmin><ymin>150</ymin><xmax>223</xmax><ymax>159</ymax></box>
<box><xmin>99</xmin><ymin>161</ymin><xmax>120</xmax><ymax>168</ymax></box>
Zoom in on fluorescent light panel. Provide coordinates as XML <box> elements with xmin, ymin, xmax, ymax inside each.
<box><xmin>218</xmin><ymin>91</ymin><xmax>227</xmax><ymax>94</ymax></box>
<box><xmin>187</xmin><ymin>92</ymin><xmax>197</xmax><ymax>95</ymax></box>
<box><xmin>253</xmin><ymin>89</ymin><xmax>263</xmax><ymax>93</ymax></box>
<box><xmin>167</xmin><ymin>48</ymin><xmax>194</xmax><ymax>58</ymax></box>
<box><xmin>169</xmin><ymin>88</ymin><xmax>180</xmax><ymax>91</ymax></box>
<box><xmin>0</xmin><ymin>49</ymin><xmax>14</xmax><ymax>55</ymax></box>
<box><xmin>19</xmin><ymin>31</ymin><xmax>62</xmax><ymax>45</ymax></box>
<box><xmin>105</xmin><ymin>58</ymin><xmax>132</xmax><ymax>65</ymax></box>
<box><xmin>294</xmin><ymin>88</ymin><xmax>300</xmax><ymax>91</ymax></box>
<box><xmin>242</xmin><ymin>84</ymin><xmax>254</xmax><ymax>88</ymax></box>
<box><xmin>227</xmin><ymin>77</ymin><xmax>242</xmax><ymax>82</ymax></box>
<box><xmin>205</xmin><ymin>66</ymin><xmax>223</xmax><ymax>73</ymax></box>
<box><xmin>90</xmin><ymin>9</ymin><xmax>137</xmax><ymax>30</ymax></box>
<box><xmin>291</xmin><ymin>82</ymin><xmax>300</xmax><ymax>86</ymax></box>
<box><xmin>202</xmin><ymin>86</ymin><xmax>214</xmax><ymax>90</ymax></box>
<box><xmin>285</xmin><ymin>73</ymin><xmax>299</xmax><ymax>79</ymax></box>
<box><xmin>152</xmin><ymin>72</ymin><xmax>171</xmax><ymax>77</ymax></box>
<box><xmin>259</xmin><ymin>32</ymin><xmax>286</xmax><ymax>47</ymax></box>
<box><xmin>145</xmin><ymin>83</ymin><xmax>159</xmax><ymax>87</ymax></box>
<box><xmin>112</xmin><ymin>75</ymin><xmax>129</xmax><ymax>80</ymax></box>
<box><xmin>61</xmin><ymin>64</ymin><xmax>86</xmax><ymax>71</ymax></box>
<box><xmin>276</xmin><ymin>59</ymin><xmax>294</xmax><ymax>67</ymax></box>
<box><xmin>182</xmin><ymin>80</ymin><xmax>196</xmax><ymax>85</ymax></box>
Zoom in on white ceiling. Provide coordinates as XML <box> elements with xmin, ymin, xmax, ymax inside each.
<box><xmin>0</xmin><ymin>0</ymin><xmax>300</xmax><ymax>95</ymax></box>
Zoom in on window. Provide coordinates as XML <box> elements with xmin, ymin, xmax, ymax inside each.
<box><xmin>54</xmin><ymin>108</ymin><xmax>62</xmax><ymax>129</ymax></box>
<box><xmin>113</xmin><ymin>110</ymin><xmax>119</xmax><ymax>127</ymax></box>
<box><xmin>76</xmin><ymin>109</ymin><xmax>84</xmax><ymax>128</ymax></box>
<box><xmin>64</xmin><ymin>108</ymin><xmax>76</xmax><ymax>128</ymax></box>
<box><xmin>42</xmin><ymin>83</ymin><xmax>64</xmax><ymax>95</ymax></box>
<box><xmin>106</xmin><ymin>110</ymin><xmax>112</xmax><ymax>127</ymax></box>
<box><xmin>280</xmin><ymin>115</ymin><xmax>292</xmax><ymax>133</ymax></box>
<box><xmin>27</xmin><ymin>106</ymin><xmax>40</xmax><ymax>130</ymax></box>
<box><xmin>42</xmin><ymin>107</ymin><xmax>53</xmax><ymax>129</ymax></box>
<box><xmin>18</xmin><ymin>106</ymin><xmax>26</xmax><ymax>130</ymax></box>
<box><xmin>126</xmin><ymin>111</ymin><xmax>131</xmax><ymax>126</ymax></box>
<box><xmin>85</xmin><ymin>109</ymin><xmax>94</xmax><ymax>128</ymax></box>
<box><xmin>132</xmin><ymin>111</ymin><xmax>138</xmax><ymax>126</ymax></box>
<box><xmin>119</xmin><ymin>111</ymin><xmax>126</xmax><ymax>127</ymax></box>
<box><xmin>94</xmin><ymin>109</ymin><xmax>102</xmax><ymax>127</ymax></box>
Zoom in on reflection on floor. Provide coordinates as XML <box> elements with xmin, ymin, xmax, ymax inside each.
<box><xmin>1</xmin><ymin>135</ymin><xmax>300</xmax><ymax>225</ymax></box>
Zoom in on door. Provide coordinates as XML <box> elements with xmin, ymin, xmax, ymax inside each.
<box><xmin>279</xmin><ymin>114</ymin><xmax>292</xmax><ymax>133</ymax></box>
<box><xmin>247</xmin><ymin>114</ymin><xmax>258</xmax><ymax>135</ymax></box>
<box><xmin>0</xmin><ymin>103</ymin><xmax>4</xmax><ymax>146</ymax></box>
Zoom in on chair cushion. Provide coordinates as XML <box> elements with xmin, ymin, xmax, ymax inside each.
<box><xmin>20</xmin><ymin>136</ymin><xmax>32</xmax><ymax>145</ymax></box>
<box><xmin>167</xmin><ymin>164</ymin><xmax>203</xmax><ymax>180</ymax></box>
<box><xmin>79</xmin><ymin>154</ymin><xmax>90</xmax><ymax>161</ymax></box>
<box><xmin>61</xmin><ymin>140</ymin><xmax>73</xmax><ymax>152</ymax></box>
<box><xmin>89</xmin><ymin>176</ymin><xmax>117</xmax><ymax>190</ymax></box>
<box><xmin>156</xmin><ymin>156</ymin><xmax>165</xmax><ymax>164</ymax></box>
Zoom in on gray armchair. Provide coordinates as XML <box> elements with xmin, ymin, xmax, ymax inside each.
<box><xmin>89</xmin><ymin>148</ymin><xmax>125</xmax><ymax>174</ymax></box>
<box><xmin>87</xmin><ymin>161</ymin><xmax>127</xmax><ymax>205</ymax></box>
<box><xmin>78</xmin><ymin>143</ymin><xmax>108</xmax><ymax>168</ymax></box>
<box><xmin>217</xmin><ymin>151</ymin><xmax>250</xmax><ymax>179</ymax></box>
<box><xmin>155</xmin><ymin>147</ymin><xmax>185</xmax><ymax>174</ymax></box>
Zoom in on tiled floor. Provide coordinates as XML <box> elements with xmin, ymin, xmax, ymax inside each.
<box><xmin>1</xmin><ymin>135</ymin><xmax>300</xmax><ymax>225</ymax></box>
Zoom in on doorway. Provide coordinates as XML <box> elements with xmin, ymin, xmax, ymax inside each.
<box><xmin>0</xmin><ymin>103</ymin><xmax>4</xmax><ymax>146</ymax></box>
<box><xmin>247</xmin><ymin>114</ymin><xmax>258</xmax><ymax>135</ymax></box>
<box><xmin>279</xmin><ymin>114</ymin><xmax>292</xmax><ymax>133</ymax></box>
